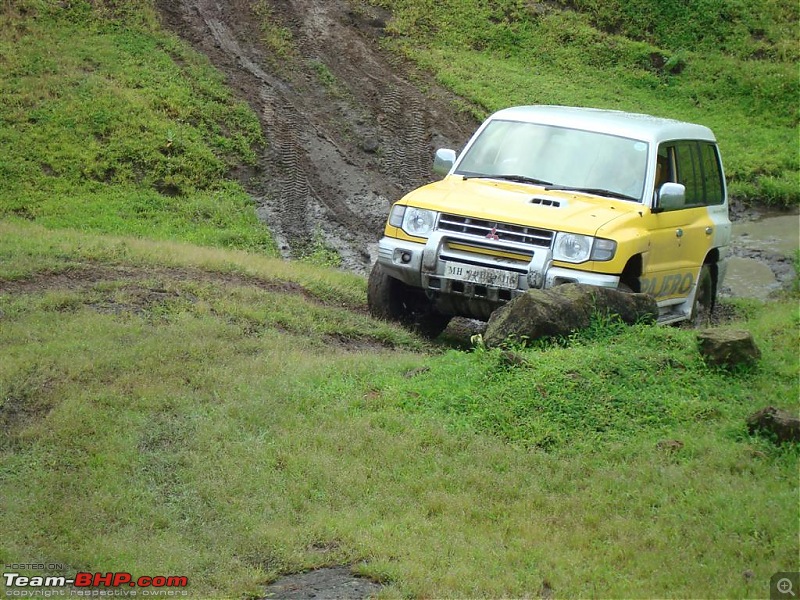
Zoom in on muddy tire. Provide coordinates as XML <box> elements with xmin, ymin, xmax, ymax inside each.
<box><xmin>367</xmin><ymin>263</ymin><xmax>451</xmax><ymax>338</ymax></box>
<box><xmin>690</xmin><ymin>264</ymin><xmax>714</xmax><ymax>326</ymax></box>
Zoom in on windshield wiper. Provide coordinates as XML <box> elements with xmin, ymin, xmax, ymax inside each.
<box><xmin>544</xmin><ymin>185</ymin><xmax>639</xmax><ymax>202</ymax></box>
<box><xmin>463</xmin><ymin>174</ymin><xmax>553</xmax><ymax>186</ymax></box>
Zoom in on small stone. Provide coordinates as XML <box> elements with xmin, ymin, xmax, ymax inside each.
<box><xmin>359</xmin><ymin>136</ymin><xmax>380</xmax><ymax>153</ymax></box>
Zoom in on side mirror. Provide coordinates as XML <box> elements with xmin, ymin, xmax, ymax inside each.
<box><xmin>433</xmin><ymin>148</ymin><xmax>456</xmax><ymax>176</ymax></box>
<box><xmin>657</xmin><ymin>182</ymin><xmax>686</xmax><ymax>211</ymax></box>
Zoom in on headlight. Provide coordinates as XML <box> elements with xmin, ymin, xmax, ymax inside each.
<box><xmin>554</xmin><ymin>232</ymin><xmax>593</xmax><ymax>263</ymax></box>
<box><xmin>401</xmin><ymin>207</ymin><xmax>437</xmax><ymax>238</ymax></box>
<box><xmin>553</xmin><ymin>233</ymin><xmax>617</xmax><ymax>263</ymax></box>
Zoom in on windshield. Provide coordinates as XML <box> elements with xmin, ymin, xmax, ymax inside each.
<box><xmin>455</xmin><ymin>119</ymin><xmax>649</xmax><ymax>201</ymax></box>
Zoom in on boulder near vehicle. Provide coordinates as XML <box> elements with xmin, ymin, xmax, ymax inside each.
<box><xmin>368</xmin><ymin>105</ymin><xmax>731</xmax><ymax>337</ymax></box>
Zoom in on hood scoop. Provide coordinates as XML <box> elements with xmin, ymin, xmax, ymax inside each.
<box><xmin>530</xmin><ymin>196</ymin><xmax>563</xmax><ymax>208</ymax></box>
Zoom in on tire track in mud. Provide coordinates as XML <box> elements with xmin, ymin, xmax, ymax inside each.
<box><xmin>196</xmin><ymin>10</ymin><xmax>335</xmax><ymax>245</ymax></box>
<box><xmin>384</xmin><ymin>88</ymin><xmax>431</xmax><ymax>190</ymax></box>
<box><xmin>155</xmin><ymin>0</ymin><xmax>477</xmax><ymax>274</ymax></box>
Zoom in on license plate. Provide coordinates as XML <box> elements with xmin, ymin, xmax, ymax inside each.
<box><xmin>443</xmin><ymin>262</ymin><xmax>519</xmax><ymax>289</ymax></box>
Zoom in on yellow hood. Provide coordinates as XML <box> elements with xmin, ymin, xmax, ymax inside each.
<box><xmin>400</xmin><ymin>176</ymin><xmax>641</xmax><ymax>236</ymax></box>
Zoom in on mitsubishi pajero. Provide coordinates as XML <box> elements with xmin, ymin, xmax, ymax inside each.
<box><xmin>368</xmin><ymin>105</ymin><xmax>731</xmax><ymax>336</ymax></box>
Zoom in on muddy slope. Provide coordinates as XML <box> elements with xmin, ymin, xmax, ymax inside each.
<box><xmin>155</xmin><ymin>0</ymin><xmax>477</xmax><ymax>274</ymax></box>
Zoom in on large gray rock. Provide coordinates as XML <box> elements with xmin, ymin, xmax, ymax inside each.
<box><xmin>747</xmin><ymin>406</ymin><xmax>800</xmax><ymax>444</ymax></box>
<box><xmin>696</xmin><ymin>329</ymin><xmax>761</xmax><ymax>368</ymax></box>
<box><xmin>483</xmin><ymin>283</ymin><xmax>658</xmax><ymax>347</ymax></box>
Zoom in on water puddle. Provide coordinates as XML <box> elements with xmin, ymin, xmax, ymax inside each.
<box><xmin>724</xmin><ymin>212</ymin><xmax>799</xmax><ymax>299</ymax></box>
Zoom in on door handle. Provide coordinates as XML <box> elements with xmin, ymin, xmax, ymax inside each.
<box><xmin>675</xmin><ymin>228</ymin><xmax>683</xmax><ymax>238</ymax></box>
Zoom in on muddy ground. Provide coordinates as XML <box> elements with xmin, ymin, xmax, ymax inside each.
<box><xmin>155</xmin><ymin>0</ymin><xmax>477</xmax><ymax>275</ymax></box>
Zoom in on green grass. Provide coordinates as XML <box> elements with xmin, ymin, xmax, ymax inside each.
<box><xmin>1</xmin><ymin>222</ymin><xmax>798</xmax><ymax>598</ymax></box>
<box><xmin>369</xmin><ymin>0</ymin><xmax>799</xmax><ymax>206</ymax></box>
<box><xmin>0</xmin><ymin>2</ymin><xmax>797</xmax><ymax>597</ymax></box>
<box><xmin>0</xmin><ymin>2</ymin><xmax>274</xmax><ymax>251</ymax></box>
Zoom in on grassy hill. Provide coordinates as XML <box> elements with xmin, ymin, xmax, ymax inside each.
<box><xmin>0</xmin><ymin>1</ymin><xmax>273</xmax><ymax>251</ymax></box>
<box><xmin>0</xmin><ymin>1</ymin><xmax>798</xmax><ymax>597</ymax></box>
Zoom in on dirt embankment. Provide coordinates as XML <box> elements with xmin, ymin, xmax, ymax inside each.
<box><xmin>155</xmin><ymin>0</ymin><xmax>477</xmax><ymax>274</ymax></box>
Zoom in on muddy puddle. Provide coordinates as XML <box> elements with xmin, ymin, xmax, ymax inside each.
<box><xmin>724</xmin><ymin>211</ymin><xmax>799</xmax><ymax>299</ymax></box>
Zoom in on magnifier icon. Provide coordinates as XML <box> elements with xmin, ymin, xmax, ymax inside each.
<box><xmin>778</xmin><ymin>578</ymin><xmax>796</xmax><ymax>596</ymax></box>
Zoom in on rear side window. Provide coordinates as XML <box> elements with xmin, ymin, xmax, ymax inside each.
<box><xmin>661</xmin><ymin>141</ymin><xmax>725</xmax><ymax>207</ymax></box>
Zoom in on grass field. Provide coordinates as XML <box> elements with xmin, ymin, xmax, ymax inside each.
<box><xmin>1</xmin><ymin>222</ymin><xmax>798</xmax><ymax>597</ymax></box>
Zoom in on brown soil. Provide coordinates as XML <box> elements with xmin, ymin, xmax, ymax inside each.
<box><xmin>154</xmin><ymin>0</ymin><xmax>477</xmax><ymax>274</ymax></box>
<box><xmin>0</xmin><ymin>264</ymin><xmax>333</xmax><ymax>307</ymax></box>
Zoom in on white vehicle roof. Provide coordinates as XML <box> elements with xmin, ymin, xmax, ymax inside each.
<box><xmin>490</xmin><ymin>105</ymin><xmax>717</xmax><ymax>144</ymax></box>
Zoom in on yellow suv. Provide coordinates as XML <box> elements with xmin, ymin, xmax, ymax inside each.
<box><xmin>369</xmin><ymin>105</ymin><xmax>731</xmax><ymax>336</ymax></box>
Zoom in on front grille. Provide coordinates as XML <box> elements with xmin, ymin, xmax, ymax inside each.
<box><xmin>437</xmin><ymin>214</ymin><xmax>553</xmax><ymax>248</ymax></box>
<box><xmin>440</xmin><ymin>242</ymin><xmax>531</xmax><ymax>272</ymax></box>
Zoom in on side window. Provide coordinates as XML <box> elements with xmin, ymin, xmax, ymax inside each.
<box><xmin>659</xmin><ymin>141</ymin><xmax>725</xmax><ymax>208</ymax></box>
<box><xmin>673</xmin><ymin>142</ymin><xmax>702</xmax><ymax>205</ymax></box>
<box><xmin>700</xmin><ymin>143</ymin><xmax>724</xmax><ymax>205</ymax></box>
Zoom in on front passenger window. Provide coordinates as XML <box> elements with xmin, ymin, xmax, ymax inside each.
<box><xmin>700</xmin><ymin>143</ymin><xmax>724</xmax><ymax>205</ymax></box>
<box><xmin>659</xmin><ymin>141</ymin><xmax>725</xmax><ymax>208</ymax></box>
<box><xmin>674</xmin><ymin>143</ymin><xmax>702</xmax><ymax>205</ymax></box>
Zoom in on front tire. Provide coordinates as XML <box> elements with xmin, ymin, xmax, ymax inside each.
<box><xmin>690</xmin><ymin>264</ymin><xmax>715</xmax><ymax>326</ymax></box>
<box><xmin>367</xmin><ymin>263</ymin><xmax>451</xmax><ymax>338</ymax></box>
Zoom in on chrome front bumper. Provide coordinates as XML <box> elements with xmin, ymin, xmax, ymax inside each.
<box><xmin>377</xmin><ymin>232</ymin><xmax>620</xmax><ymax>300</ymax></box>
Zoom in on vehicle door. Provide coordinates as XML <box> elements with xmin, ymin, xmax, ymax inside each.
<box><xmin>640</xmin><ymin>141</ymin><xmax>724</xmax><ymax>301</ymax></box>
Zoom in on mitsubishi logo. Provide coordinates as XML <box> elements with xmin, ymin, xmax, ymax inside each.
<box><xmin>486</xmin><ymin>226</ymin><xmax>500</xmax><ymax>241</ymax></box>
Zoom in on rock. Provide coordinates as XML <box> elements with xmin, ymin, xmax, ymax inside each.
<box><xmin>483</xmin><ymin>283</ymin><xmax>658</xmax><ymax>347</ymax></box>
<box><xmin>747</xmin><ymin>406</ymin><xmax>800</xmax><ymax>443</ymax></box>
<box><xmin>359</xmin><ymin>136</ymin><xmax>380</xmax><ymax>154</ymax></box>
<box><xmin>539</xmin><ymin>580</ymin><xmax>555</xmax><ymax>599</ymax></box>
<box><xmin>261</xmin><ymin>566</ymin><xmax>382</xmax><ymax>599</ymax></box>
<box><xmin>696</xmin><ymin>329</ymin><xmax>761</xmax><ymax>368</ymax></box>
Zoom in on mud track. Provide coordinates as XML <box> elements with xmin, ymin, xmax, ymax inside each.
<box><xmin>155</xmin><ymin>0</ymin><xmax>477</xmax><ymax>274</ymax></box>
